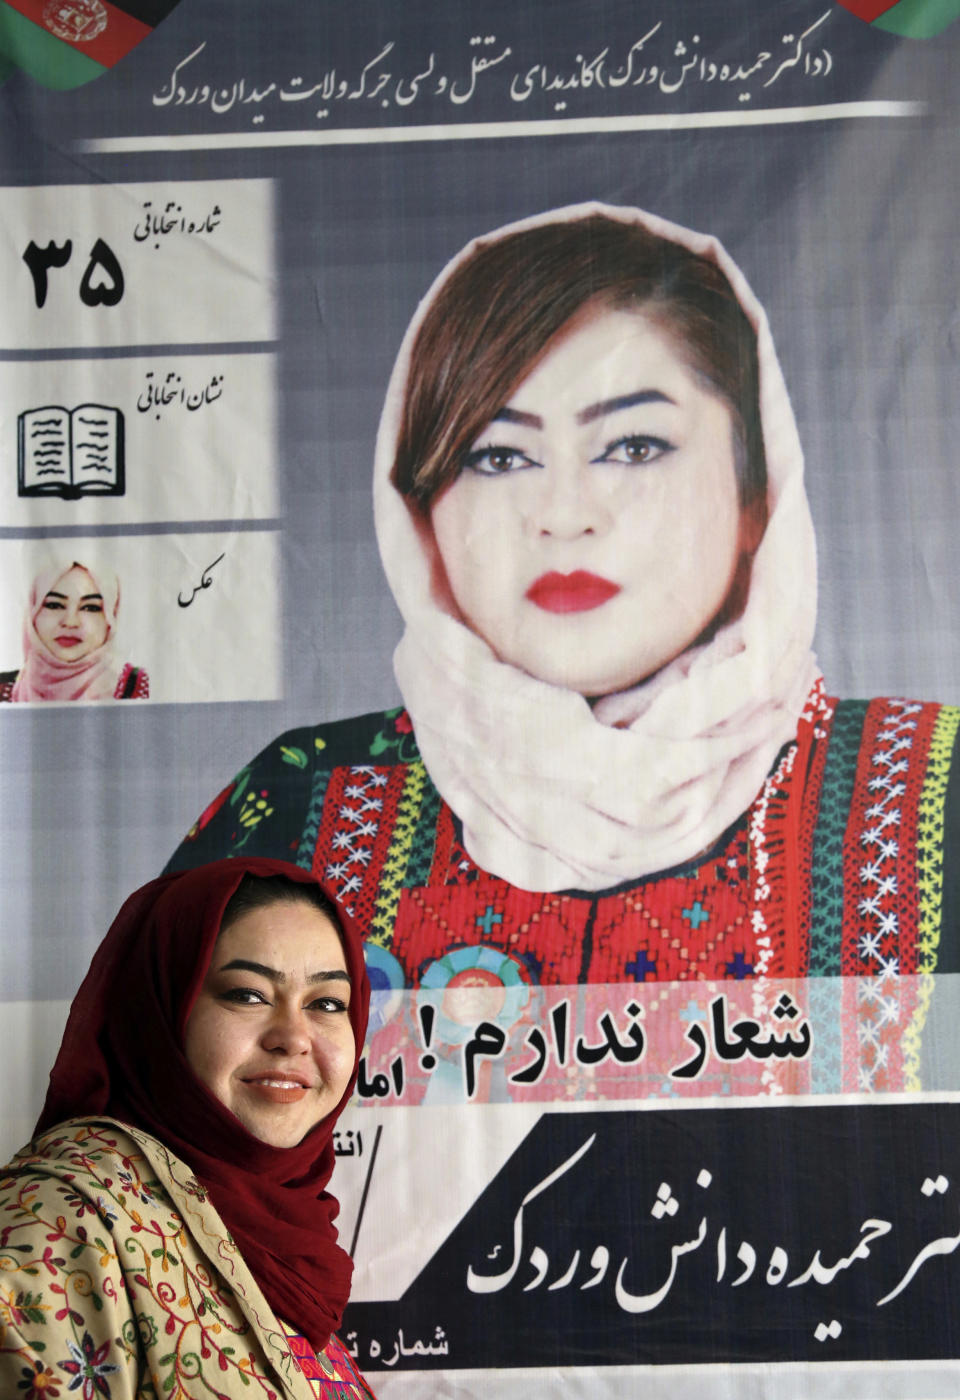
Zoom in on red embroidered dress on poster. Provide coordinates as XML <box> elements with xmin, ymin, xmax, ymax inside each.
<box><xmin>167</xmin><ymin>681</ymin><xmax>960</xmax><ymax>990</ymax></box>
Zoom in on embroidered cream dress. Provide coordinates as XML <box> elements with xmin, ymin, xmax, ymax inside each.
<box><xmin>0</xmin><ymin>1118</ymin><xmax>375</xmax><ymax>1400</ymax></box>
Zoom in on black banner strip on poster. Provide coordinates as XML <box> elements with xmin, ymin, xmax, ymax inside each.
<box><xmin>344</xmin><ymin>1102</ymin><xmax>960</xmax><ymax>1370</ymax></box>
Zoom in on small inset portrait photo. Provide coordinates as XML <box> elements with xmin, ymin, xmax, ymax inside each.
<box><xmin>0</xmin><ymin>553</ymin><xmax>147</xmax><ymax>703</ymax></box>
<box><xmin>0</xmin><ymin>532</ymin><xmax>280</xmax><ymax>706</ymax></box>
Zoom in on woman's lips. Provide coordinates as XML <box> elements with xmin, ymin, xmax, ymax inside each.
<box><xmin>241</xmin><ymin>1077</ymin><xmax>309</xmax><ymax>1103</ymax></box>
<box><xmin>55</xmin><ymin>635</ymin><xmax>82</xmax><ymax>647</ymax></box>
<box><xmin>525</xmin><ymin>571</ymin><xmax>622</xmax><ymax>614</ymax></box>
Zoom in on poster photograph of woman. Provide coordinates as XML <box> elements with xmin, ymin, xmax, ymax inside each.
<box><xmin>1</xmin><ymin>2</ymin><xmax>959</xmax><ymax>1396</ymax></box>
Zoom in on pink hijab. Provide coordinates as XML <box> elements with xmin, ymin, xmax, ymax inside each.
<box><xmin>11</xmin><ymin>559</ymin><xmax>123</xmax><ymax>703</ymax></box>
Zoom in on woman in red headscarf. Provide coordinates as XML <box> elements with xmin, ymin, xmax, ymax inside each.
<box><xmin>0</xmin><ymin>858</ymin><xmax>374</xmax><ymax>1400</ymax></box>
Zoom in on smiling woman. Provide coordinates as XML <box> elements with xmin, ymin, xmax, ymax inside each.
<box><xmin>0</xmin><ymin>557</ymin><xmax>148</xmax><ymax>702</ymax></box>
<box><xmin>184</xmin><ymin>883</ymin><xmax>356</xmax><ymax>1148</ymax></box>
<box><xmin>0</xmin><ymin>858</ymin><xmax>375</xmax><ymax>1400</ymax></box>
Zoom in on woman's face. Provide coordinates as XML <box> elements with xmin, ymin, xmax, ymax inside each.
<box><xmin>183</xmin><ymin>899</ymin><xmax>356</xmax><ymax>1148</ymax></box>
<box><xmin>33</xmin><ymin>565</ymin><xmax>109</xmax><ymax>662</ymax></box>
<box><xmin>429</xmin><ymin>306</ymin><xmax>756</xmax><ymax>696</ymax></box>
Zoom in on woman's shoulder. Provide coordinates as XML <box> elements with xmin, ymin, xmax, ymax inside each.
<box><xmin>165</xmin><ymin>708</ymin><xmax>424</xmax><ymax>871</ymax></box>
<box><xmin>819</xmin><ymin>693</ymin><xmax>960</xmax><ymax>768</ymax></box>
<box><xmin>0</xmin><ymin>1118</ymin><xmax>226</xmax><ymax>1238</ymax></box>
<box><xmin>829</xmin><ymin>692</ymin><xmax>958</xmax><ymax>718</ymax></box>
<box><xmin>264</xmin><ymin>707</ymin><xmax>421</xmax><ymax>770</ymax></box>
<box><xmin>7</xmin><ymin>1115</ymin><xmax>140</xmax><ymax>1164</ymax></box>
<box><xmin>3</xmin><ymin>1118</ymin><xmax>174</xmax><ymax>1205</ymax></box>
<box><xmin>0</xmin><ymin>1120</ymin><xmax>291</xmax><ymax>1400</ymax></box>
<box><xmin>0</xmin><ymin>667</ymin><xmax>149</xmax><ymax>702</ymax></box>
<box><xmin>0</xmin><ymin>1121</ymin><xmax>148</xmax><ymax>1400</ymax></box>
<box><xmin>3</xmin><ymin>1119</ymin><xmax>234</xmax><ymax>1312</ymax></box>
<box><xmin>206</xmin><ymin>707</ymin><xmax>421</xmax><ymax>779</ymax></box>
<box><xmin>787</xmin><ymin>691</ymin><xmax>960</xmax><ymax>975</ymax></box>
<box><xmin>792</xmin><ymin>691</ymin><xmax>960</xmax><ymax>847</ymax></box>
<box><xmin>114</xmin><ymin>662</ymin><xmax>149</xmax><ymax>699</ymax></box>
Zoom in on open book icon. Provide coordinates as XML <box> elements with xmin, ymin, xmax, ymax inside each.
<box><xmin>18</xmin><ymin>404</ymin><xmax>125</xmax><ymax>499</ymax></box>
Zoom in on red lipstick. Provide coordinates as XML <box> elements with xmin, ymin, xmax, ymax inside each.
<box><xmin>525</xmin><ymin>571</ymin><xmax>621</xmax><ymax>614</ymax></box>
<box><xmin>56</xmin><ymin>635</ymin><xmax>82</xmax><ymax>647</ymax></box>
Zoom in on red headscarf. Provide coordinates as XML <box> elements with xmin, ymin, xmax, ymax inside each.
<box><xmin>36</xmin><ymin>857</ymin><xmax>371</xmax><ymax>1351</ymax></box>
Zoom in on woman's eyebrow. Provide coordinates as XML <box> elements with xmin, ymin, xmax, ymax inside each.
<box><xmin>492</xmin><ymin>406</ymin><xmax>542</xmax><ymax>429</ymax></box>
<box><xmin>43</xmin><ymin>590</ymin><xmax>67</xmax><ymax>600</ymax></box>
<box><xmin>81</xmin><ymin>593</ymin><xmax>104</xmax><ymax>602</ymax></box>
<box><xmin>307</xmin><ymin>968</ymin><xmax>351</xmax><ymax>985</ymax></box>
<box><xmin>577</xmin><ymin>389</ymin><xmax>675</xmax><ymax>425</ymax></box>
<box><xmin>218</xmin><ymin>957</ymin><xmax>350</xmax><ymax>985</ymax></box>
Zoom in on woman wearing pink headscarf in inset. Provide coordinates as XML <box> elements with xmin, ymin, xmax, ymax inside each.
<box><xmin>0</xmin><ymin>558</ymin><xmax>148</xmax><ymax>702</ymax></box>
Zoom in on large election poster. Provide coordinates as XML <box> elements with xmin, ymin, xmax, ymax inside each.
<box><xmin>1</xmin><ymin>1</ymin><xmax>959</xmax><ymax>1395</ymax></box>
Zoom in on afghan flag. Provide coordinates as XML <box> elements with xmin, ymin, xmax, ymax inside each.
<box><xmin>837</xmin><ymin>0</ymin><xmax>960</xmax><ymax>36</ymax></box>
<box><xmin>0</xmin><ymin>0</ymin><xmax>182</xmax><ymax>89</ymax></box>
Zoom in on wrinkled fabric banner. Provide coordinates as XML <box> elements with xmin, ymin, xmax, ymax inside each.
<box><xmin>2</xmin><ymin>3</ymin><xmax>959</xmax><ymax>1396</ymax></box>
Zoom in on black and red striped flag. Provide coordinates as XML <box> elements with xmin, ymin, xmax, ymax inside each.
<box><xmin>0</xmin><ymin>0</ymin><xmax>182</xmax><ymax>89</ymax></box>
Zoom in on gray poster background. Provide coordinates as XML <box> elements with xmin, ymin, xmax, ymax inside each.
<box><xmin>0</xmin><ymin>6</ymin><xmax>957</xmax><ymax>1023</ymax></box>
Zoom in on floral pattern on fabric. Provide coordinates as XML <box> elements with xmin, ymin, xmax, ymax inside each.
<box><xmin>0</xmin><ymin>1120</ymin><xmax>375</xmax><ymax>1400</ymax></box>
<box><xmin>16</xmin><ymin>1354</ymin><xmax>64</xmax><ymax>1397</ymax></box>
<box><xmin>282</xmin><ymin>1327</ymin><xmax>376</xmax><ymax>1399</ymax></box>
<box><xmin>59</xmin><ymin>1331</ymin><xmax>119</xmax><ymax>1397</ymax></box>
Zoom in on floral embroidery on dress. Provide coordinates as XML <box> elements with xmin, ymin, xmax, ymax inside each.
<box><xmin>17</xmin><ymin>1355</ymin><xmax>62</xmax><ymax>1397</ymax></box>
<box><xmin>58</xmin><ymin>1331</ymin><xmax>119</xmax><ymax>1397</ymax></box>
<box><xmin>0</xmin><ymin>1119</ymin><xmax>376</xmax><ymax>1399</ymax></box>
